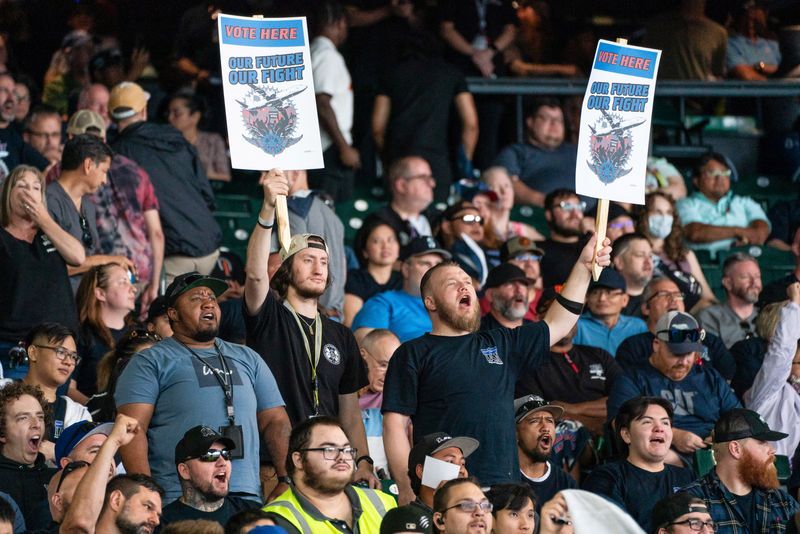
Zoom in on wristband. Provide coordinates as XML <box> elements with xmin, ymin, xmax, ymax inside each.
<box><xmin>257</xmin><ymin>215</ymin><xmax>274</xmax><ymax>229</ymax></box>
<box><xmin>555</xmin><ymin>293</ymin><xmax>584</xmax><ymax>315</ymax></box>
<box><xmin>277</xmin><ymin>475</ymin><xmax>291</xmax><ymax>485</ymax></box>
<box><xmin>356</xmin><ymin>455</ymin><xmax>374</xmax><ymax>467</ymax></box>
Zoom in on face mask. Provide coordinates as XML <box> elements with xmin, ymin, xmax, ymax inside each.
<box><xmin>648</xmin><ymin>214</ymin><xmax>673</xmax><ymax>239</ymax></box>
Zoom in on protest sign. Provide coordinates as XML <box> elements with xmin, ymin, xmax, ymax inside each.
<box><xmin>217</xmin><ymin>14</ymin><xmax>323</xmax><ymax>170</ymax></box>
<box><xmin>576</xmin><ymin>39</ymin><xmax>661</xmax><ymax>206</ymax></box>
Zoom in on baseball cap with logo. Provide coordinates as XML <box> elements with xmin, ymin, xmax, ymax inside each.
<box><xmin>280</xmin><ymin>233</ymin><xmax>330</xmax><ymax>262</ymax></box>
<box><xmin>514</xmin><ymin>394</ymin><xmax>564</xmax><ymax>423</ymax></box>
<box><xmin>67</xmin><ymin>110</ymin><xmax>106</xmax><ymax>137</ymax></box>
<box><xmin>500</xmin><ymin>236</ymin><xmax>545</xmax><ymax>263</ymax></box>
<box><xmin>380</xmin><ymin>505</ymin><xmax>433</xmax><ymax>534</ymax></box>
<box><xmin>175</xmin><ymin>425</ymin><xmax>236</xmax><ymax>464</ymax></box>
<box><xmin>109</xmin><ymin>82</ymin><xmax>150</xmax><ymax>120</ymax></box>
<box><xmin>407</xmin><ymin>432</ymin><xmax>479</xmax><ymax>492</ymax></box>
<box><xmin>655</xmin><ymin>311</ymin><xmax>704</xmax><ymax>355</ymax></box>
<box><xmin>713</xmin><ymin>408</ymin><xmax>788</xmax><ymax>443</ymax></box>
<box><xmin>400</xmin><ymin>236</ymin><xmax>451</xmax><ymax>262</ymax></box>
<box><xmin>164</xmin><ymin>271</ymin><xmax>228</xmax><ymax>306</ymax></box>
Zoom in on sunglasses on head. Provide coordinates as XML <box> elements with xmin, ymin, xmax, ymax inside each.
<box><xmin>658</xmin><ymin>327</ymin><xmax>702</xmax><ymax>343</ymax></box>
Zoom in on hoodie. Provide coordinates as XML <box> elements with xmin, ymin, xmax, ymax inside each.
<box><xmin>0</xmin><ymin>452</ymin><xmax>57</xmax><ymax>530</ymax></box>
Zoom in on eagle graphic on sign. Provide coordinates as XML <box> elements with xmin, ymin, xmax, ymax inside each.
<box><xmin>587</xmin><ymin>108</ymin><xmax>646</xmax><ymax>185</ymax></box>
<box><xmin>237</xmin><ymin>84</ymin><xmax>306</xmax><ymax>156</ymax></box>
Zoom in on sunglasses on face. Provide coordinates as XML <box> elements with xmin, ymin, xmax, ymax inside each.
<box><xmin>196</xmin><ymin>449</ymin><xmax>232</xmax><ymax>462</ymax></box>
<box><xmin>557</xmin><ymin>201</ymin><xmax>586</xmax><ymax>213</ymax></box>
<box><xmin>702</xmin><ymin>169</ymin><xmax>731</xmax><ymax>179</ymax></box>
<box><xmin>657</xmin><ymin>327</ymin><xmax>702</xmax><ymax>343</ymax></box>
<box><xmin>512</xmin><ymin>253</ymin><xmax>541</xmax><ymax>262</ymax></box>
<box><xmin>609</xmin><ymin>220</ymin><xmax>634</xmax><ymax>230</ymax></box>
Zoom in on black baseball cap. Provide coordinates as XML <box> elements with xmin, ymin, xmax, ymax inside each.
<box><xmin>401</xmin><ymin>236</ymin><xmax>451</xmax><ymax>262</ymax></box>
<box><xmin>587</xmin><ymin>268</ymin><xmax>626</xmax><ymax>293</ymax></box>
<box><xmin>174</xmin><ymin>425</ymin><xmax>236</xmax><ymax>465</ymax></box>
<box><xmin>165</xmin><ymin>272</ymin><xmax>228</xmax><ymax>306</ymax></box>
<box><xmin>146</xmin><ymin>296</ymin><xmax>169</xmax><ymax>323</ymax></box>
<box><xmin>713</xmin><ymin>408</ymin><xmax>788</xmax><ymax>443</ymax></box>
<box><xmin>380</xmin><ymin>506</ymin><xmax>433</xmax><ymax>534</ymax></box>
<box><xmin>650</xmin><ymin>492</ymin><xmax>709</xmax><ymax>534</ymax></box>
<box><xmin>484</xmin><ymin>263</ymin><xmax>532</xmax><ymax>290</ymax></box>
<box><xmin>407</xmin><ymin>432</ymin><xmax>479</xmax><ymax>491</ymax></box>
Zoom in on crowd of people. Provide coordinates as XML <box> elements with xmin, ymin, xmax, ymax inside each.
<box><xmin>1</xmin><ymin>0</ymin><xmax>800</xmax><ymax>534</ymax></box>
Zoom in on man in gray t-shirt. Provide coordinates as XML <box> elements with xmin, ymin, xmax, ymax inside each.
<box><xmin>115</xmin><ymin>272</ymin><xmax>291</xmax><ymax>503</ymax></box>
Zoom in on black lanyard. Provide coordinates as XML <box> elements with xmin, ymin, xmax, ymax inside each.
<box><xmin>180</xmin><ymin>341</ymin><xmax>236</xmax><ymax>424</ymax></box>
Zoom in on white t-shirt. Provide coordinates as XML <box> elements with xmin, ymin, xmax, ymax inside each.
<box><xmin>310</xmin><ymin>36</ymin><xmax>353</xmax><ymax>152</ymax></box>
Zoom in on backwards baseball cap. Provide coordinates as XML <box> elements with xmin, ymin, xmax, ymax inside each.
<box><xmin>713</xmin><ymin>408</ymin><xmax>788</xmax><ymax>443</ymax></box>
<box><xmin>514</xmin><ymin>394</ymin><xmax>564</xmax><ymax>423</ymax></box>
<box><xmin>146</xmin><ymin>295</ymin><xmax>169</xmax><ymax>323</ymax></box>
<box><xmin>109</xmin><ymin>82</ymin><xmax>150</xmax><ymax>120</ymax></box>
<box><xmin>164</xmin><ymin>271</ymin><xmax>228</xmax><ymax>306</ymax></box>
<box><xmin>650</xmin><ymin>492</ymin><xmax>710</xmax><ymax>534</ymax></box>
<box><xmin>500</xmin><ymin>236</ymin><xmax>545</xmax><ymax>263</ymax></box>
<box><xmin>408</xmin><ymin>432</ymin><xmax>479</xmax><ymax>491</ymax></box>
<box><xmin>485</xmin><ymin>263</ymin><xmax>532</xmax><ymax>290</ymax></box>
<box><xmin>587</xmin><ymin>267</ymin><xmax>626</xmax><ymax>293</ymax></box>
<box><xmin>55</xmin><ymin>421</ymin><xmax>114</xmax><ymax>465</ymax></box>
<box><xmin>655</xmin><ymin>311</ymin><xmax>704</xmax><ymax>355</ymax></box>
<box><xmin>401</xmin><ymin>236</ymin><xmax>451</xmax><ymax>262</ymax></box>
<box><xmin>280</xmin><ymin>233</ymin><xmax>329</xmax><ymax>262</ymax></box>
<box><xmin>380</xmin><ymin>506</ymin><xmax>433</xmax><ymax>534</ymax></box>
<box><xmin>67</xmin><ymin>110</ymin><xmax>106</xmax><ymax>137</ymax></box>
<box><xmin>175</xmin><ymin>425</ymin><xmax>236</xmax><ymax>465</ymax></box>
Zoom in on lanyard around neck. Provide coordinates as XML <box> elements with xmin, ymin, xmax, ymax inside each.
<box><xmin>180</xmin><ymin>340</ymin><xmax>236</xmax><ymax>424</ymax></box>
<box><xmin>284</xmin><ymin>300</ymin><xmax>323</xmax><ymax>415</ymax></box>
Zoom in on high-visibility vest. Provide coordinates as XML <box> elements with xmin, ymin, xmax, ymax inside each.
<box><xmin>263</xmin><ymin>485</ymin><xmax>397</xmax><ymax>534</ymax></box>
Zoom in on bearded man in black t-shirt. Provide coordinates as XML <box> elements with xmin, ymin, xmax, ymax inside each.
<box><xmin>243</xmin><ymin>169</ymin><xmax>376</xmax><ymax>494</ymax></box>
<box><xmin>382</xmin><ymin>232</ymin><xmax>612</xmax><ymax>505</ymax></box>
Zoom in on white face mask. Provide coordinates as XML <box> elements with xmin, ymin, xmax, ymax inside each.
<box><xmin>648</xmin><ymin>214</ymin><xmax>673</xmax><ymax>239</ymax></box>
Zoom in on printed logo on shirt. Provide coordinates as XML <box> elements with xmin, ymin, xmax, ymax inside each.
<box><xmin>481</xmin><ymin>346</ymin><xmax>503</xmax><ymax>365</ymax></box>
<box><xmin>323</xmin><ymin>343</ymin><xmax>341</xmax><ymax>365</ymax></box>
<box><xmin>659</xmin><ymin>389</ymin><xmax>696</xmax><ymax>416</ymax></box>
<box><xmin>191</xmin><ymin>358</ymin><xmax>244</xmax><ymax>388</ymax></box>
<box><xmin>40</xmin><ymin>233</ymin><xmax>57</xmax><ymax>253</ymax></box>
<box><xmin>589</xmin><ymin>363</ymin><xmax>606</xmax><ymax>380</ymax></box>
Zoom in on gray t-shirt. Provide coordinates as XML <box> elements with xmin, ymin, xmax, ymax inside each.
<box><xmin>695</xmin><ymin>303</ymin><xmax>757</xmax><ymax>348</ymax></box>
<box><xmin>114</xmin><ymin>337</ymin><xmax>284</xmax><ymax>502</ymax></box>
<box><xmin>46</xmin><ymin>181</ymin><xmax>100</xmax><ymax>291</ymax></box>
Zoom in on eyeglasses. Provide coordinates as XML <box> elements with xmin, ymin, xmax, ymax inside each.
<box><xmin>450</xmin><ymin>214</ymin><xmax>483</xmax><ymax>225</ymax></box>
<box><xmin>589</xmin><ymin>288</ymin><xmax>625</xmax><ymax>298</ymax></box>
<box><xmin>298</xmin><ymin>446</ymin><xmax>358</xmax><ymax>460</ymax></box>
<box><xmin>55</xmin><ymin>460</ymin><xmax>90</xmax><ymax>493</ymax></box>
<box><xmin>403</xmin><ymin>174</ymin><xmax>436</xmax><ymax>185</ymax></box>
<box><xmin>557</xmin><ymin>201</ymin><xmax>586</xmax><ymax>213</ymax></box>
<box><xmin>196</xmin><ymin>449</ymin><xmax>232</xmax><ymax>462</ymax></box>
<box><xmin>609</xmin><ymin>220</ymin><xmax>635</xmax><ymax>231</ymax></box>
<box><xmin>667</xmin><ymin>519</ymin><xmax>717</xmax><ymax>532</ymax></box>
<box><xmin>647</xmin><ymin>291</ymin><xmax>685</xmax><ymax>303</ymax></box>
<box><xmin>34</xmin><ymin>344</ymin><xmax>81</xmax><ymax>365</ymax></box>
<box><xmin>441</xmin><ymin>500</ymin><xmax>493</xmax><ymax>514</ymax></box>
<box><xmin>26</xmin><ymin>130</ymin><xmax>61</xmax><ymax>140</ymax></box>
<box><xmin>512</xmin><ymin>253</ymin><xmax>541</xmax><ymax>262</ymax></box>
<box><xmin>657</xmin><ymin>327</ymin><xmax>702</xmax><ymax>344</ymax></box>
<box><xmin>702</xmin><ymin>169</ymin><xmax>731</xmax><ymax>179</ymax></box>
<box><xmin>79</xmin><ymin>215</ymin><xmax>93</xmax><ymax>248</ymax></box>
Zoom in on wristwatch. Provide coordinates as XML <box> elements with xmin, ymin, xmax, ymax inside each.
<box><xmin>277</xmin><ymin>475</ymin><xmax>291</xmax><ymax>484</ymax></box>
<box><xmin>356</xmin><ymin>455</ymin><xmax>374</xmax><ymax>468</ymax></box>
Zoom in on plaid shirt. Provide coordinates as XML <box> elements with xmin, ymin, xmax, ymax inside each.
<box><xmin>681</xmin><ymin>469</ymin><xmax>800</xmax><ymax>533</ymax></box>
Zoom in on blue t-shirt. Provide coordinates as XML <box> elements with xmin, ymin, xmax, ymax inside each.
<box><xmin>726</xmin><ymin>35</ymin><xmax>781</xmax><ymax>71</ymax></box>
<box><xmin>115</xmin><ymin>337</ymin><xmax>285</xmax><ymax>502</ymax></box>
<box><xmin>574</xmin><ymin>314</ymin><xmax>648</xmax><ymax>357</ymax></box>
<box><xmin>351</xmin><ymin>290</ymin><xmax>431</xmax><ymax>342</ymax></box>
<box><xmin>606</xmin><ymin>361</ymin><xmax>740</xmax><ymax>438</ymax></box>
<box><xmin>382</xmin><ymin>322</ymin><xmax>550</xmax><ymax>485</ymax></box>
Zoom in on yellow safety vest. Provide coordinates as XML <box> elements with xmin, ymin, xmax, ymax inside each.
<box><xmin>263</xmin><ymin>485</ymin><xmax>397</xmax><ymax>534</ymax></box>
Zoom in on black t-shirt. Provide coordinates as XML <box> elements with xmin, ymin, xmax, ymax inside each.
<box><xmin>729</xmin><ymin>337</ymin><xmax>768</xmax><ymax>401</ymax></box>
<box><xmin>537</xmin><ymin>237</ymin><xmax>588</xmax><ymax>288</ymax></box>
<box><xmin>479</xmin><ymin>313</ymin><xmax>531</xmax><ymax>332</ymax></box>
<box><xmin>758</xmin><ymin>273</ymin><xmax>799</xmax><ymax>308</ymax></box>
<box><xmin>521</xmin><ymin>462</ymin><xmax>578</xmax><ymax>512</ymax></box>
<box><xmin>0</xmin><ymin>126</ymin><xmax>48</xmax><ymax>180</ymax></box>
<box><xmin>382</xmin><ymin>322</ymin><xmax>550</xmax><ymax>485</ymax></box>
<box><xmin>622</xmin><ymin>294</ymin><xmax>644</xmax><ymax>318</ymax></box>
<box><xmin>0</xmin><ymin>229</ymin><xmax>78</xmax><ymax>342</ymax></box>
<box><xmin>515</xmin><ymin>345</ymin><xmax>622</xmax><ymax>403</ymax></box>
<box><xmin>616</xmin><ymin>331</ymin><xmax>736</xmax><ymax>381</ymax></box>
<box><xmin>735</xmin><ymin>490</ymin><xmax>759</xmax><ymax>534</ymax></box>
<box><xmin>219</xmin><ymin>298</ymin><xmax>246</xmax><ymax>344</ymax></box>
<box><xmin>243</xmin><ymin>290</ymin><xmax>367</xmax><ymax>425</ymax></box>
<box><xmin>76</xmin><ymin>326</ymin><xmax>127</xmax><ymax>396</ymax></box>
<box><xmin>345</xmin><ymin>269</ymin><xmax>403</xmax><ymax>302</ymax></box>
<box><xmin>160</xmin><ymin>496</ymin><xmax>257</xmax><ymax>529</ymax></box>
<box><xmin>581</xmin><ymin>460</ymin><xmax>694</xmax><ymax>532</ymax></box>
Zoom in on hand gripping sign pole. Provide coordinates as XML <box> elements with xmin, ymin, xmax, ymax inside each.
<box><xmin>576</xmin><ymin>38</ymin><xmax>661</xmax><ymax>280</ymax></box>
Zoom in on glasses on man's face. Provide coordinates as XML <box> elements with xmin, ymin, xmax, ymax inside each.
<box><xmin>403</xmin><ymin>174</ymin><xmax>436</xmax><ymax>185</ymax></box>
<box><xmin>647</xmin><ymin>290</ymin><xmax>685</xmax><ymax>303</ymax></box>
<box><xmin>55</xmin><ymin>460</ymin><xmax>90</xmax><ymax>493</ymax></box>
<box><xmin>451</xmin><ymin>214</ymin><xmax>483</xmax><ymax>225</ymax></box>
<box><xmin>35</xmin><ymin>344</ymin><xmax>81</xmax><ymax>365</ymax></box>
<box><xmin>668</xmin><ymin>518</ymin><xmax>717</xmax><ymax>532</ymax></box>
<box><xmin>557</xmin><ymin>201</ymin><xmax>586</xmax><ymax>213</ymax></box>
<box><xmin>79</xmin><ymin>215</ymin><xmax>93</xmax><ymax>248</ymax></box>
<box><xmin>299</xmin><ymin>446</ymin><xmax>358</xmax><ymax>461</ymax></box>
<box><xmin>196</xmin><ymin>449</ymin><xmax>232</xmax><ymax>462</ymax></box>
<box><xmin>589</xmin><ymin>288</ymin><xmax>624</xmax><ymax>299</ymax></box>
<box><xmin>702</xmin><ymin>169</ymin><xmax>731</xmax><ymax>179</ymax></box>
<box><xmin>609</xmin><ymin>220</ymin><xmax>634</xmax><ymax>231</ymax></box>
<box><xmin>512</xmin><ymin>253</ymin><xmax>541</xmax><ymax>263</ymax></box>
<box><xmin>442</xmin><ymin>500</ymin><xmax>493</xmax><ymax>514</ymax></box>
<box><xmin>27</xmin><ymin>130</ymin><xmax>61</xmax><ymax>141</ymax></box>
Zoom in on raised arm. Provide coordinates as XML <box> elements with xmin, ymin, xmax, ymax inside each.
<box><xmin>117</xmin><ymin>402</ymin><xmax>154</xmax><ymax>475</ymax></box>
<box><xmin>383</xmin><ymin>411</ymin><xmax>414</xmax><ymax>505</ymax></box>
<box><xmin>244</xmin><ymin>169</ymin><xmax>289</xmax><ymax>316</ymax></box>
<box><xmin>21</xmin><ymin>187</ymin><xmax>85</xmax><ymax>266</ymax></box>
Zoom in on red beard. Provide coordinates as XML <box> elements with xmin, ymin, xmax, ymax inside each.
<box><xmin>737</xmin><ymin>448</ymin><xmax>779</xmax><ymax>490</ymax></box>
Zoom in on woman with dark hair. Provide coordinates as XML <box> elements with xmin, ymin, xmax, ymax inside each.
<box><xmin>167</xmin><ymin>91</ymin><xmax>231</xmax><ymax>182</ymax></box>
<box><xmin>485</xmin><ymin>483</ymin><xmax>536</xmax><ymax>534</ymax></box>
<box><xmin>343</xmin><ymin>219</ymin><xmax>402</xmax><ymax>327</ymax></box>
<box><xmin>75</xmin><ymin>262</ymin><xmax>136</xmax><ymax>396</ymax></box>
<box><xmin>637</xmin><ymin>192</ymin><xmax>717</xmax><ymax>311</ymax></box>
<box><xmin>727</xmin><ymin>3</ymin><xmax>780</xmax><ymax>80</ymax></box>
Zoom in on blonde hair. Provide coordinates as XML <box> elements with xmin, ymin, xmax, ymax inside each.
<box><xmin>756</xmin><ymin>301</ymin><xmax>786</xmax><ymax>340</ymax></box>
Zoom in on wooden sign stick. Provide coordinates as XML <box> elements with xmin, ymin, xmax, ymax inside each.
<box><xmin>275</xmin><ymin>194</ymin><xmax>292</xmax><ymax>255</ymax></box>
<box><xmin>591</xmin><ymin>36</ymin><xmax>628</xmax><ymax>281</ymax></box>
